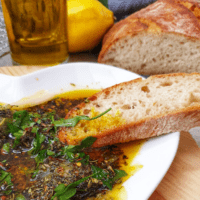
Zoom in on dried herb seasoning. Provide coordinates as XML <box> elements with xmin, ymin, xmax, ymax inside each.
<box><xmin>0</xmin><ymin>96</ymin><xmax>128</xmax><ymax>200</ymax></box>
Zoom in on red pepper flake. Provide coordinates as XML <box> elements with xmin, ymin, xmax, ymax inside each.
<box><xmin>56</xmin><ymin>167</ymin><xmax>64</xmax><ymax>174</ymax></box>
<box><xmin>44</xmin><ymin>185</ymin><xmax>48</xmax><ymax>192</ymax></box>
<box><xmin>41</xmin><ymin>123</ymin><xmax>47</xmax><ymax>127</ymax></box>
<box><xmin>34</xmin><ymin>118</ymin><xmax>38</xmax><ymax>122</ymax></box>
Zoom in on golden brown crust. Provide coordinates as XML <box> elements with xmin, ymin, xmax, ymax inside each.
<box><xmin>172</xmin><ymin>0</ymin><xmax>200</xmax><ymax>19</ymax></box>
<box><xmin>92</xmin><ymin>104</ymin><xmax>200</xmax><ymax>147</ymax></box>
<box><xmin>98</xmin><ymin>0</ymin><xmax>200</xmax><ymax>63</ymax></box>
<box><xmin>133</xmin><ymin>0</ymin><xmax>200</xmax><ymax>34</ymax></box>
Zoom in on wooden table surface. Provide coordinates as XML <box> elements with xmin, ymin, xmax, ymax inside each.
<box><xmin>0</xmin><ymin>66</ymin><xmax>200</xmax><ymax>200</ymax></box>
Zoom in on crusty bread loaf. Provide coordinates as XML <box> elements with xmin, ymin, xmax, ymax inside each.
<box><xmin>58</xmin><ymin>73</ymin><xmax>200</xmax><ymax>147</ymax></box>
<box><xmin>98</xmin><ymin>0</ymin><xmax>200</xmax><ymax>75</ymax></box>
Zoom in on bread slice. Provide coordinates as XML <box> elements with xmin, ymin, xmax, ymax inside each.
<box><xmin>98</xmin><ymin>0</ymin><xmax>200</xmax><ymax>75</ymax></box>
<box><xmin>58</xmin><ymin>73</ymin><xmax>200</xmax><ymax>147</ymax></box>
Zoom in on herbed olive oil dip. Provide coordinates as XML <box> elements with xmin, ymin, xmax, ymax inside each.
<box><xmin>0</xmin><ymin>89</ymin><xmax>144</xmax><ymax>200</ymax></box>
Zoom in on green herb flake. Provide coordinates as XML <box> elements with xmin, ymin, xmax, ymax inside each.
<box><xmin>31</xmin><ymin>126</ymin><xmax>39</xmax><ymax>133</ymax></box>
<box><xmin>58</xmin><ymin>136</ymin><xmax>97</xmax><ymax>163</ymax></box>
<box><xmin>15</xmin><ymin>194</ymin><xmax>26</xmax><ymax>200</ymax></box>
<box><xmin>2</xmin><ymin>142</ymin><xmax>10</xmax><ymax>153</ymax></box>
<box><xmin>34</xmin><ymin>149</ymin><xmax>48</xmax><ymax>167</ymax></box>
<box><xmin>91</xmin><ymin>165</ymin><xmax>127</xmax><ymax>190</ymax></box>
<box><xmin>84</xmin><ymin>98</ymin><xmax>90</xmax><ymax>103</ymax></box>
<box><xmin>54</xmin><ymin>108</ymin><xmax>111</xmax><ymax>128</ymax></box>
<box><xmin>51</xmin><ymin>174</ymin><xmax>92</xmax><ymax>200</ymax></box>
<box><xmin>12</xmin><ymin>130</ymin><xmax>24</xmax><ymax>148</ymax></box>
<box><xmin>112</xmin><ymin>169</ymin><xmax>128</xmax><ymax>183</ymax></box>
<box><xmin>6</xmin><ymin>110</ymin><xmax>38</xmax><ymax>148</ymax></box>
<box><xmin>47</xmin><ymin>149</ymin><xmax>55</xmax><ymax>156</ymax></box>
<box><xmin>31</xmin><ymin>168</ymin><xmax>39</xmax><ymax>179</ymax></box>
<box><xmin>0</xmin><ymin>169</ymin><xmax>13</xmax><ymax>195</ymax></box>
<box><xmin>31</xmin><ymin>133</ymin><xmax>46</xmax><ymax>155</ymax></box>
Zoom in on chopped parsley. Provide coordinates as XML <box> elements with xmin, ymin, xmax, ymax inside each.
<box><xmin>91</xmin><ymin>165</ymin><xmax>127</xmax><ymax>190</ymax></box>
<box><xmin>57</xmin><ymin>136</ymin><xmax>96</xmax><ymax>164</ymax></box>
<box><xmin>0</xmin><ymin>169</ymin><xmax>13</xmax><ymax>195</ymax></box>
<box><xmin>15</xmin><ymin>194</ymin><xmax>26</xmax><ymax>200</ymax></box>
<box><xmin>53</xmin><ymin>108</ymin><xmax>112</xmax><ymax>127</ymax></box>
<box><xmin>2</xmin><ymin>143</ymin><xmax>10</xmax><ymax>153</ymax></box>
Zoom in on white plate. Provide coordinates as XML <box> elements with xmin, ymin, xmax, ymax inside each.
<box><xmin>0</xmin><ymin>62</ymin><xmax>180</xmax><ymax>200</ymax></box>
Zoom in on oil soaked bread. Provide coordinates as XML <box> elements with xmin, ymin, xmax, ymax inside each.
<box><xmin>58</xmin><ymin>73</ymin><xmax>200</xmax><ymax>147</ymax></box>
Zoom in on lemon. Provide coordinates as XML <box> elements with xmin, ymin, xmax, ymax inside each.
<box><xmin>67</xmin><ymin>0</ymin><xmax>114</xmax><ymax>53</ymax></box>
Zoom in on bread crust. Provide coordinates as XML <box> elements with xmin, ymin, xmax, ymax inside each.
<box><xmin>92</xmin><ymin>105</ymin><xmax>200</xmax><ymax>147</ymax></box>
<box><xmin>58</xmin><ymin>72</ymin><xmax>200</xmax><ymax>147</ymax></box>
